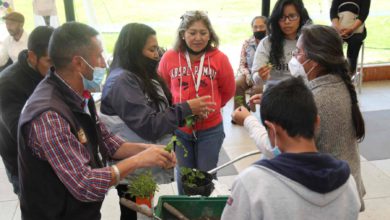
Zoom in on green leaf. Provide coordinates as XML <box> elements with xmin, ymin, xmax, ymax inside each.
<box><xmin>165</xmin><ymin>135</ymin><xmax>188</xmax><ymax>157</ymax></box>
<box><xmin>234</xmin><ymin>95</ymin><xmax>244</xmax><ymax>106</ymax></box>
<box><xmin>180</xmin><ymin>167</ymin><xmax>207</xmax><ymax>187</ymax></box>
<box><xmin>185</xmin><ymin>115</ymin><xmax>195</xmax><ymax>128</ymax></box>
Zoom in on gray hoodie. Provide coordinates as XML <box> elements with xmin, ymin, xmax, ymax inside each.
<box><xmin>222</xmin><ymin>153</ymin><xmax>360</xmax><ymax>220</ymax></box>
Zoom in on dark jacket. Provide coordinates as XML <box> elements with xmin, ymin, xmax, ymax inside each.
<box><xmin>0</xmin><ymin>50</ymin><xmax>44</xmax><ymax>194</ymax></box>
<box><xmin>100</xmin><ymin>67</ymin><xmax>192</xmax><ymax>142</ymax></box>
<box><xmin>18</xmin><ymin>70</ymin><xmax>105</xmax><ymax>220</ymax></box>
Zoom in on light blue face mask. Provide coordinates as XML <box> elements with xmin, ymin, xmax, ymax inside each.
<box><xmin>268</xmin><ymin>123</ymin><xmax>282</xmax><ymax>157</ymax></box>
<box><xmin>80</xmin><ymin>57</ymin><xmax>107</xmax><ymax>92</ymax></box>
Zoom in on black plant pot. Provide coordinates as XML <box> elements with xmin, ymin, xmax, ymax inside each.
<box><xmin>182</xmin><ymin>170</ymin><xmax>215</xmax><ymax>197</ymax></box>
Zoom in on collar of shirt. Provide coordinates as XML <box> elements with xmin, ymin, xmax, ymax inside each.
<box><xmin>53</xmin><ymin>71</ymin><xmax>87</xmax><ymax>109</ymax></box>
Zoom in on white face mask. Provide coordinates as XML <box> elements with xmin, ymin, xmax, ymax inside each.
<box><xmin>288</xmin><ymin>57</ymin><xmax>310</xmax><ymax>80</ymax></box>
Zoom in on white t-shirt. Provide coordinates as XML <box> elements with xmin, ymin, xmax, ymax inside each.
<box><xmin>0</xmin><ymin>30</ymin><xmax>29</xmax><ymax>66</ymax></box>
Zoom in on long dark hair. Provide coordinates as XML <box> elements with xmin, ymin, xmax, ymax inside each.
<box><xmin>301</xmin><ymin>25</ymin><xmax>365</xmax><ymax>142</ymax></box>
<box><xmin>268</xmin><ymin>0</ymin><xmax>311</xmax><ymax>66</ymax></box>
<box><xmin>111</xmin><ymin>23</ymin><xmax>172</xmax><ymax>107</ymax></box>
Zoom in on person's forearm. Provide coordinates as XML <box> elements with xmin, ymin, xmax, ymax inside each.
<box><xmin>109</xmin><ymin>156</ymin><xmax>140</xmax><ymax>186</ymax></box>
<box><xmin>112</xmin><ymin>142</ymin><xmax>149</xmax><ymax>160</ymax></box>
<box><xmin>351</xmin><ymin>19</ymin><xmax>363</xmax><ymax>31</ymax></box>
<box><xmin>331</xmin><ymin>18</ymin><xmax>340</xmax><ymax>29</ymax></box>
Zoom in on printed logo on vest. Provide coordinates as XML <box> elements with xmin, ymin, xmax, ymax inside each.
<box><xmin>77</xmin><ymin>128</ymin><xmax>88</xmax><ymax>144</ymax></box>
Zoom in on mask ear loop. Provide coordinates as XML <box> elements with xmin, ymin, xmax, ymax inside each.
<box><xmin>269</xmin><ymin>123</ymin><xmax>277</xmax><ymax>149</ymax></box>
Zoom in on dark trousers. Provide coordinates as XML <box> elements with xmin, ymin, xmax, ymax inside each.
<box><xmin>116</xmin><ymin>184</ymin><xmax>137</xmax><ymax>220</ymax></box>
<box><xmin>344</xmin><ymin>29</ymin><xmax>366</xmax><ymax>74</ymax></box>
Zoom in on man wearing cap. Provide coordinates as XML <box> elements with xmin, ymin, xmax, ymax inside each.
<box><xmin>0</xmin><ymin>12</ymin><xmax>29</xmax><ymax>69</ymax></box>
<box><xmin>0</xmin><ymin>26</ymin><xmax>54</xmax><ymax>196</ymax></box>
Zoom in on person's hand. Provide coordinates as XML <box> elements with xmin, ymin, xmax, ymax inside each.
<box><xmin>332</xmin><ymin>23</ymin><xmax>342</xmax><ymax>34</ymax></box>
<box><xmin>231</xmin><ymin>106</ymin><xmax>251</xmax><ymax>126</ymax></box>
<box><xmin>187</xmin><ymin>95</ymin><xmax>216</xmax><ymax>118</ymax></box>
<box><xmin>249</xmin><ymin>93</ymin><xmax>263</xmax><ymax>105</ymax></box>
<box><xmin>256</xmin><ymin>65</ymin><xmax>272</xmax><ymax>81</ymax></box>
<box><xmin>341</xmin><ymin>27</ymin><xmax>354</xmax><ymax>38</ymax></box>
<box><xmin>134</xmin><ymin>146</ymin><xmax>176</xmax><ymax>169</ymax></box>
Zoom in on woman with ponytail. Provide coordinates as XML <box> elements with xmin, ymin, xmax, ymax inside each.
<box><xmin>289</xmin><ymin>24</ymin><xmax>365</xmax><ymax>211</ymax></box>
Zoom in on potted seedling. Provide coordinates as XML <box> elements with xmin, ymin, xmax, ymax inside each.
<box><xmin>180</xmin><ymin>167</ymin><xmax>214</xmax><ymax>197</ymax></box>
<box><xmin>127</xmin><ymin>170</ymin><xmax>159</xmax><ymax>212</ymax></box>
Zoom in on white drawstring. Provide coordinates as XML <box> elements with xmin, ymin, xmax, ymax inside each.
<box><xmin>178</xmin><ymin>52</ymin><xmax>183</xmax><ymax>103</ymax></box>
<box><xmin>208</xmin><ymin>56</ymin><xmax>215</xmax><ymax>103</ymax></box>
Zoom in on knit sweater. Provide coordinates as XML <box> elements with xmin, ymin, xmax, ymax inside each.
<box><xmin>309</xmin><ymin>74</ymin><xmax>365</xmax><ymax>210</ymax></box>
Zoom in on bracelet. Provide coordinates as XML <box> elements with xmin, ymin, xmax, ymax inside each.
<box><xmin>112</xmin><ymin>165</ymin><xmax>121</xmax><ymax>186</ymax></box>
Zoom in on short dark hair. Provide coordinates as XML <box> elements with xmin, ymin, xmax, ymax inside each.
<box><xmin>28</xmin><ymin>26</ymin><xmax>54</xmax><ymax>59</ymax></box>
<box><xmin>49</xmin><ymin>22</ymin><xmax>99</xmax><ymax>69</ymax></box>
<box><xmin>260</xmin><ymin>77</ymin><xmax>317</xmax><ymax>139</ymax></box>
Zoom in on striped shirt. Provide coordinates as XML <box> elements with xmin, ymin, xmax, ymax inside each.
<box><xmin>26</xmin><ymin>110</ymin><xmax>124</xmax><ymax>202</ymax></box>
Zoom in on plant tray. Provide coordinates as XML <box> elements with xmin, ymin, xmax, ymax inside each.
<box><xmin>154</xmin><ymin>195</ymin><xmax>228</xmax><ymax>220</ymax></box>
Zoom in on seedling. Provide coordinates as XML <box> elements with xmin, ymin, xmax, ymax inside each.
<box><xmin>127</xmin><ymin>170</ymin><xmax>158</xmax><ymax>199</ymax></box>
<box><xmin>266</xmin><ymin>62</ymin><xmax>273</xmax><ymax>68</ymax></box>
<box><xmin>185</xmin><ymin>115</ymin><xmax>196</xmax><ymax>128</ymax></box>
<box><xmin>180</xmin><ymin>167</ymin><xmax>205</xmax><ymax>188</ymax></box>
<box><xmin>234</xmin><ymin>95</ymin><xmax>250</xmax><ymax>111</ymax></box>
<box><xmin>165</xmin><ymin>135</ymin><xmax>188</xmax><ymax>157</ymax></box>
<box><xmin>234</xmin><ymin>95</ymin><xmax>245</xmax><ymax>107</ymax></box>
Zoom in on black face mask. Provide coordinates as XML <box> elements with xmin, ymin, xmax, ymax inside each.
<box><xmin>253</xmin><ymin>31</ymin><xmax>266</xmax><ymax>40</ymax></box>
<box><xmin>185</xmin><ymin>43</ymin><xmax>208</xmax><ymax>55</ymax></box>
<box><xmin>143</xmin><ymin>56</ymin><xmax>159</xmax><ymax>74</ymax></box>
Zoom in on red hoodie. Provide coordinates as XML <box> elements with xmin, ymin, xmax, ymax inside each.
<box><xmin>158</xmin><ymin>48</ymin><xmax>235</xmax><ymax>134</ymax></box>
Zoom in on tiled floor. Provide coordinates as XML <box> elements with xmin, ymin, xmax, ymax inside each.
<box><xmin>1</xmin><ymin>80</ymin><xmax>390</xmax><ymax>220</ymax></box>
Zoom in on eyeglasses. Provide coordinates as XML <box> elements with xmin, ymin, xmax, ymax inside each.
<box><xmin>279</xmin><ymin>14</ymin><xmax>299</xmax><ymax>22</ymax></box>
<box><xmin>291</xmin><ymin>48</ymin><xmax>305</xmax><ymax>57</ymax></box>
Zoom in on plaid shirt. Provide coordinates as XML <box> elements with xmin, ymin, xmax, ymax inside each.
<box><xmin>27</xmin><ymin>111</ymin><xmax>124</xmax><ymax>202</ymax></box>
<box><xmin>26</xmin><ymin>76</ymin><xmax>124</xmax><ymax>202</ymax></box>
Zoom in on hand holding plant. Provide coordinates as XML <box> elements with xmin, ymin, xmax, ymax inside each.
<box><xmin>187</xmin><ymin>95</ymin><xmax>215</xmax><ymax>118</ymax></box>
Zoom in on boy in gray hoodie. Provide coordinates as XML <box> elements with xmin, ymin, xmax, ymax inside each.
<box><xmin>222</xmin><ymin>77</ymin><xmax>360</xmax><ymax>220</ymax></box>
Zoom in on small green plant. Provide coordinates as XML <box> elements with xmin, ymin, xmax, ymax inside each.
<box><xmin>234</xmin><ymin>95</ymin><xmax>250</xmax><ymax>111</ymax></box>
<box><xmin>234</xmin><ymin>95</ymin><xmax>245</xmax><ymax>107</ymax></box>
<box><xmin>165</xmin><ymin>135</ymin><xmax>188</xmax><ymax>157</ymax></box>
<box><xmin>180</xmin><ymin>167</ymin><xmax>205</xmax><ymax>188</ymax></box>
<box><xmin>127</xmin><ymin>171</ymin><xmax>158</xmax><ymax>199</ymax></box>
<box><xmin>266</xmin><ymin>62</ymin><xmax>273</xmax><ymax>68</ymax></box>
<box><xmin>185</xmin><ymin>115</ymin><xmax>196</xmax><ymax>128</ymax></box>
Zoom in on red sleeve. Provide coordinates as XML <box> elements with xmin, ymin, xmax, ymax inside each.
<box><xmin>218</xmin><ymin>54</ymin><xmax>236</xmax><ymax>107</ymax></box>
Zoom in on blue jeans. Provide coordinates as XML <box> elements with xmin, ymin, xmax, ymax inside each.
<box><xmin>174</xmin><ymin>123</ymin><xmax>225</xmax><ymax>194</ymax></box>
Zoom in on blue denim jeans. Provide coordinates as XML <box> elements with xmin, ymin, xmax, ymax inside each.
<box><xmin>174</xmin><ymin>123</ymin><xmax>225</xmax><ymax>194</ymax></box>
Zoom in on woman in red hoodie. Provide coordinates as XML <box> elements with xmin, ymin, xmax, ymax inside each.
<box><xmin>159</xmin><ymin>10</ymin><xmax>235</xmax><ymax>194</ymax></box>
